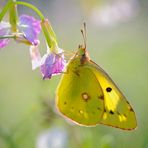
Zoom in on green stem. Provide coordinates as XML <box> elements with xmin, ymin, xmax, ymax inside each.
<box><xmin>0</xmin><ymin>35</ymin><xmax>15</xmax><ymax>39</ymax></box>
<box><xmin>9</xmin><ymin>2</ymin><xmax>18</xmax><ymax>32</ymax></box>
<box><xmin>41</xmin><ymin>19</ymin><xmax>58</xmax><ymax>50</ymax></box>
<box><xmin>15</xmin><ymin>1</ymin><xmax>45</xmax><ymax>20</ymax></box>
<box><xmin>0</xmin><ymin>0</ymin><xmax>13</xmax><ymax>22</ymax></box>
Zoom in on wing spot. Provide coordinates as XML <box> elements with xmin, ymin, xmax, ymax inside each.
<box><xmin>123</xmin><ymin>114</ymin><xmax>127</xmax><ymax>117</ymax></box>
<box><xmin>97</xmin><ymin>107</ymin><xmax>101</xmax><ymax>111</ymax></box>
<box><xmin>74</xmin><ymin>70</ymin><xmax>80</xmax><ymax>76</ymax></box>
<box><xmin>70</xmin><ymin>107</ymin><xmax>74</xmax><ymax>112</ymax></box>
<box><xmin>98</xmin><ymin>95</ymin><xmax>104</xmax><ymax>100</ymax></box>
<box><xmin>130</xmin><ymin>107</ymin><xmax>134</xmax><ymax>112</ymax></box>
<box><xmin>103</xmin><ymin>113</ymin><xmax>107</xmax><ymax>120</ymax></box>
<box><xmin>126</xmin><ymin>101</ymin><xmax>130</xmax><ymax>104</ymax></box>
<box><xmin>106</xmin><ymin>87</ymin><xmax>112</xmax><ymax>92</ymax></box>
<box><xmin>122</xmin><ymin>115</ymin><xmax>127</xmax><ymax>121</ymax></box>
<box><xmin>109</xmin><ymin>110</ymin><xmax>114</xmax><ymax>114</ymax></box>
<box><xmin>79</xmin><ymin>110</ymin><xmax>83</xmax><ymax>114</ymax></box>
<box><xmin>118</xmin><ymin>114</ymin><xmax>127</xmax><ymax>122</ymax></box>
<box><xmin>82</xmin><ymin>92</ymin><xmax>90</xmax><ymax>102</ymax></box>
<box><xmin>127</xmin><ymin>104</ymin><xmax>134</xmax><ymax>112</ymax></box>
<box><xmin>64</xmin><ymin>101</ymin><xmax>67</xmax><ymax>105</ymax></box>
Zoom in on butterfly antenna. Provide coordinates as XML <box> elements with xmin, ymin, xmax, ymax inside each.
<box><xmin>80</xmin><ymin>22</ymin><xmax>87</xmax><ymax>50</ymax></box>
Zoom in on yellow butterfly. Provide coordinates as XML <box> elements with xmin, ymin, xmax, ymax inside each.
<box><xmin>56</xmin><ymin>27</ymin><xmax>137</xmax><ymax>130</ymax></box>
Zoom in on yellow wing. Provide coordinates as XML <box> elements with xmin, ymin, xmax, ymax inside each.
<box><xmin>86</xmin><ymin>60</ymin><xmax>137</xmax><ymax>130</ymax></box>
<box><xmin>56</xmin><ymin>58</ymin><xmax>104</xmax><ymax>126</ymax></box>
<box><xmin>56</xmin><ymin>45</ymin><xmax>137</xmax><ymax>130</ymax></box>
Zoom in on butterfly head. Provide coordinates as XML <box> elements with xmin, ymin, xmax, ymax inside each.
<box><xmin>77</xmin><ymin>45</ymin><xmax>90</xmax><ymax>64</ymax></box>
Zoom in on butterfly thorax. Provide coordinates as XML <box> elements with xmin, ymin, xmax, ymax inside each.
<box><xmin>66</xmin><ymin>46</ymin><xmax>90</xmax><ymax>73</ymax></box>
<box><xmin>76</xmin><ymin>46</ymin><xmax>90</xmax><ymax>63</ymax></box>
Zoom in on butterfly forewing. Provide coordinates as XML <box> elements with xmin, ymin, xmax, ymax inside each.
<box><xmin>85</xmin><ymin>61</ymin><xmax>137</xmax><ymax>130</ymax></box>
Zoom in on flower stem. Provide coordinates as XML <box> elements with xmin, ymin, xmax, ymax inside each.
<box><xmin>0</xmin><ymin>35</ymin><xmax>15</xmax><ymax>39</ymax></box>
<box><xmin>41</xmin><ymin>19</ymin><xmax>57</xmax><ymax>49</ymax></box>
<box><xmin>15</xmin><ymin>1</ymin><xmax>45</xmax><ymax>20</ymax></box>
<box><xmin>9</xmin><ymin>2</ymin><xmax>18</xmax><ymax>32</ymax></box>
<box><xmin>0</xmin><ymin>0</ymin><xmax>13</xmax><ymax>22</ymax></box>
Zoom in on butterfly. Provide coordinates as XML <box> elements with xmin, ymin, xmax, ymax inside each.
<box><xmin>56</xmin><ymin>25</ymin><xmax>137</xmax><ymax>130</ymax></box>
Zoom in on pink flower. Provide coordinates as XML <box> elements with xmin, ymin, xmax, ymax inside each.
<box><xmin>0</xmin><ymin>15</ymin><xmax>41</xmax><ymax>48</ymax></box>
<box><xmin>0</xmin><ymin>22</ymin><xmax>11</xmax><ymax>48</ymax></box>
<box><xmin>29</xmin><ymin>41</ymin><xmax>41</xmax><ymax>70</ymax></box>
<box><xmin>40</xmin><ymin>47</ymin><xmax>66</xmax><ymax>79</ymax></box>
<box><xmin>19</xmin><ymin>15</ymin><xmax>41</xmax><ymax>45</ymax></box>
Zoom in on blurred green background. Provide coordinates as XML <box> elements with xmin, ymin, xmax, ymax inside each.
<box><xmin>0</xmin><ymin>0</ymin><xmax>148</xmax><ymax>147</ymax></box>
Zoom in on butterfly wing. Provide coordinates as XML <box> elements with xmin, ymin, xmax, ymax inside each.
<box><xmin>56</xmin><ymin>45</ymin><xmax>137</xmax><ymax>130</ymax></box>
<box><xmin>85</xmin><ymin>61</ymin><xmax>137</xmax><ymax>130</ymax></box>
<box><xmin>56</xmin><ymin>59</ymin><xmax>104</xmax><ymax>126</ymax></box>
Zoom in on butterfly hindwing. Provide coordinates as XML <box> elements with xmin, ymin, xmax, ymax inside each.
<box><xmin>56</xmin><ymin>58</ymin><xmax>104</xmax><ymax>126</ymax></box>
<box><xmin>85</xmin><ymin>61</ymin><xmax>137</xmax><ymax>130</ymax></box>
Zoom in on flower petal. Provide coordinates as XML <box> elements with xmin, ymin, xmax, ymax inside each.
<box><xmin>40</xmin><ymin>53</ymin><xmax>55</xmax><ymax>79</ymax></box>
<box><xmin>40</xmin><ymin>51</ymin><xmax>66</xmax><ymax>79</ymax></box>
<box><xmin>0</xmin><ymin>22</ymin><xmax>11</xmax><ymax>48</ymax></box>
<box><xmin>19</xmin><ymin>15</ymin><xmax>41</xmax><ymax>45</ymax></box>
<box><xmin>52</xmin><ymin>54</ymin><xmax>66</xmax><ymax>74</ymax></box>
<box><xmin>29</xmin><ymin>41</ymin><xmax>41</xmax><ymax>70</ymax></box>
